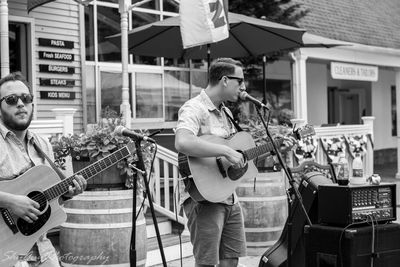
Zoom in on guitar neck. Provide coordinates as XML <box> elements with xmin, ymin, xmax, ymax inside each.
<box><xmin>44</xmin><ymin>144</ymin><xmax>133</xmax><ymax>201</ymax></box>
<box><xmin>243</xmin><ymin>138</ymin><xmax>284</xmax><ymax>161</ymax></box>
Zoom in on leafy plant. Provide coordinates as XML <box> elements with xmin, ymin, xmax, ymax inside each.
<box><xmin>238</xmin><ymin>108</ymin><xmax>294</xmax><ymax>171</ymax></box>
<box><xmin>50</xmin><ymin>107</ymin><xmax>154</xmax><ymax>190</ymax></box>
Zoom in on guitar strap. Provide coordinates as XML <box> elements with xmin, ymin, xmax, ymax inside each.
<box><xmin>32</xmin><ymin>140</ymin><xmax>66</xmax><ymax>180</ymax></box>
<box><xmin>33</xmin><ymin>140</ymin><xmax>73</xmax><ymax>201</ymax></box>
<box><xmin>223</xmin><ymin>109</ymin><xmax>243</xmax><ymax>132</ymax></box>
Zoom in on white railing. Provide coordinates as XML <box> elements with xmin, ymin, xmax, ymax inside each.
<box><xmin>29</xmin><ymin>108</ymin><xmax>76</xmax><ymax>137</ymax></box>
<box><xmin>292</xmin><ymin>116</ymin><xmax>375</xmax><ymax>177</ymax></box>
<box><xmin>149</xmin><ymin>145</ymin><xmax>185</xmax><ymax>225</ymax></box>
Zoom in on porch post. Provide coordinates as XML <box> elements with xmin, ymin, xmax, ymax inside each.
<box><xmin>395</xmin><ymin>70</ymin><xmax>400</xmax><ymax>179</ymax></box>
<box><xmin>290</xmin><ymin>50</ymin><xmax>308</xmax><ymax>123</ymax></box>
<box><xmin>119</xmin><ymin>0</ymin><xmax>132</xmax><ymax>127</ymax></box>
<box><xmin>0</xmin><ymin>0</ymin><xmax>9</xmax><ymax>77</ymax></box>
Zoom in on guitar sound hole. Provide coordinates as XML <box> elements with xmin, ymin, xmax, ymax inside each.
<box><xmin>17</xmin><ymin>191</ymin><xmax>51</xmax><ymax>236</ymax></box>
<box><xmin>227</xmin><ymin>163</ymin><xmax>248</xmax><ymax>181</ymax></box>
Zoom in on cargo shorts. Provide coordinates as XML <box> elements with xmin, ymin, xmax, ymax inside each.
<box><xmin>183</xmin><ymin>198</ymin><xmax>247</xmax><ymax>265</ymax></box>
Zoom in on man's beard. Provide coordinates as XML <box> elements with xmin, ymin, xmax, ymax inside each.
<box><xmin>0</xmin><ymin>109</ymin><xmax>33</xmax><ymax>131</ymax></box>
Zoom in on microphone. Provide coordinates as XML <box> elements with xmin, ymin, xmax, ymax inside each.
<box><xmin>114</xmin><ymin>125</ymin><xmax>155</xmax><ymax>143</ymax></box>
<box><xmin>239</xmin><ymin>91</ymin><xmax>270</xmax><ymax>110</ymax></box>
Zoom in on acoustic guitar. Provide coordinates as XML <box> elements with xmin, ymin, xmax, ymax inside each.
<box><xmin>0</xmin><ymin>142</ymin><xmax>137</xmax><ymax>267</ymax></box>
<box><xmin>178</xmin><ymin>125</ymin><xmax>315</xmax><ymax>203</ymax></box>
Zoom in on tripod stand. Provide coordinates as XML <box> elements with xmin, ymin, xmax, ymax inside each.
<box><xmin>130</xmin><ymin>139</ymin><xmax>167</xmax><ymax>267</ymax></box>
<box><xmin>255</xmin><ymin>107</ymin><xmax>312</xmax><ymax>267</ymax></box>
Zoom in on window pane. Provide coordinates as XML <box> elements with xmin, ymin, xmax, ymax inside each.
<box><xmin>191</xmin><ymin>59</ymin><xmax>208</xmax><ymax>70</ymax></box>
<box><xmin>86</xmin><ymin>66</ymin><xmax>97</xmax><ymax>124</ymax></box>
<box><xmin>131</xmin><ymin>11</ymin><xmax>161</xmax><ymax>65</ymax></box>
<box><xmin>134</xmin><ymin>0</ymin><xmax>161</xmax><ymax>10</ymax></box>
<box><xmin>191</xmin><ymin>71</ymin><xmax>207</xmax><ymax>97</ymax></box>
<box><xmin>100</xmin><ymin>71</ymin><xmax>123</xmax><ymax>115</ymax></box>
<box><xmin>85</xmin><ymin>5</ymin><xmax>95</xmax><ymax>61</ymax></box>
<box><xmin>135</xmin><ymin>73</ymin><xmax>163</xmax><ymax>119</ymax></box>
<box><xmin>163</xmin><ymin>0</ymin><xmax>179</xmax><ymax>12</ymax></box>
<box><xmin>97</xmin><ymin>6</ymin><xmax>121</xmax><ymax>62</ymax></box>
<box><xmin>165</xmin><ymin>70</ymin><xmax>189</xmax><ymax>121</ymax></box>
<box><xmin>9</xmin><ymin>22</ymin><xmax>28</xmax><ymax>78</ymax></box>
<box><xmin>164</xmin><ymin>58</ymin><xmax>189</xmax><ymax>67</ymax></box>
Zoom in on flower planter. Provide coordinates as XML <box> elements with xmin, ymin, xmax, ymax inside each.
<box><xmin>60</xmin><ymin>190</ymin><xmax>147</xmax><ymax>266</ymax></box>
<box><xmin>72</xmin><ymin>159</ymin><xmax>126</xmax><ymax>190</ymax></box>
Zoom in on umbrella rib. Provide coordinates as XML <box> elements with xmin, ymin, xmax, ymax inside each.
<box><xmin>229</xmin><ymin>28</ymin><xmax>255</xmax><ymax>57</ymax></box>
<box><xmin>129</xmin><ymin>26</ymin><xmax>176</xmax><ymax>51</ymax></box>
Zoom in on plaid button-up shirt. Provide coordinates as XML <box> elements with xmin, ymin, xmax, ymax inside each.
<box><xmin>0</xmin><ymin>121</ymin><xmax>57</xmax><ymax>263</ymax></box>
<box><xmin>176</xmin><ymin>90</ymin><xmax>238</xmax><ymax>205</ymax></box>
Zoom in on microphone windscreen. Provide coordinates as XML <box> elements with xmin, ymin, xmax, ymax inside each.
<box><xmin>239</xmin><ymin>91</ymin><xmax>249</xmax><ymax>101</ymax></box>
<box><xmin>113</xmin><ymin>125</ymin><xmax>125</xmax><ymax>135</ymax></box>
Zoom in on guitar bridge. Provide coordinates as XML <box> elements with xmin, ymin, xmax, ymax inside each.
<box><xmin>0</xmin><ymin>208</ymin><xmax>18</xmax><ymax>234</ymax></box>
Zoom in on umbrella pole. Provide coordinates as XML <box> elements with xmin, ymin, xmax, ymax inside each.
<box><xmin>207</xmin><ymin>44</ymin><xmax>211</xmax><ymax>78</ymax></box>
<box><xmin>262</xmin><ymin>55</ymin><xmax>267</xmax><ymax>116</ymax></box>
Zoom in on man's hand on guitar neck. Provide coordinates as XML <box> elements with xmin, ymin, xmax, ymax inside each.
<box><xmin>62</xmin><ymin>175</ymin><xmax>87</xmax><ymax>199</ymax></box>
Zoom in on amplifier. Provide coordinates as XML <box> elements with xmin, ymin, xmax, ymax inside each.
<box><xmin>318</xmin><ymin>183</ymin><xmax>396</xmax><ymax>226</ymax></box>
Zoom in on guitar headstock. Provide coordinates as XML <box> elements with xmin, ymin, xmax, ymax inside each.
<box><xmin>293</xmin><ymin>124</ymin><xmax>315</xmax><ymax>140</ymax></box>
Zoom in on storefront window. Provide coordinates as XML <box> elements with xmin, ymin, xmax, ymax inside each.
<box><xmin>100</xmin><ymin>71</ymin><xmax>125</xmax><ymax>115</ymax></box>
<box><xmin>97</xmin><ymin>6</ymin><xmax>121</xmax><ymax>62</ymax></box>
<box><xmin>135</xmin><ymin>0</ymin><xmax>161</xmax><ymax>11</ymax></box>
<box><xmin>86</xmin><ymin>66</ymin><xmax>97</xmax><ymax>124</ymax></box>
<box><xmin>163</xmin><ymin>0</ymin><xmax>179</xmax><ymax>12</ymax></box>
<box><xmin>191</xmin><ymin>71</ymin><xmax>208</xmax><ymax>97</ymax></box>
<box><xmin>131</xmin><ymin>11</ymin><xmax>161</xmax><ymax>65</ymax></box>
<box><xmin>135</xmin><ymin>73</ymin><xmax>163</xmax><ymax>119</ymax></box>
<box><xmin>8</xmin><ymin>22</ymin><xmax>28</xmax><ymax>77</ymax></box>
<box><xmin>85</xmin><ymin>5</ymin><xmax>95</xmax><ymax>61</ymax></box>
<box><xmin>165</xmin><ymin>70</ymin><xmax>190</xmax><ymax>121</ymax></box>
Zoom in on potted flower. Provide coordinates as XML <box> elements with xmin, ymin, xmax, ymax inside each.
<box><xmin>51</xmin><ymin>107</ymin><xmax>151</xmax><ymax>266</ymax></box>
<box><xmin>50</xmin><ymin>107</ymin><xmax>154</xmax><ymax>191</ymax></box>
<box><xmin>238</xmin><ymin>108</ymin><xmax>294</xmax><ymax>172</ymax></box>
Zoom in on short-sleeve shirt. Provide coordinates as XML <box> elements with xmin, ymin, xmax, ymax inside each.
<box><xmin>176</xmin><ymin>90</ymin><xmax>238</xmax><ymax>204</ymax></box>
<box><xmin>0</xmin><ymin>121</ymin><xmax>57</xmax><ymax>262</ymax></box>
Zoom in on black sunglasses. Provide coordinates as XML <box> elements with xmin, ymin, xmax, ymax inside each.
<box><xmin>0</xmin><ymin>94</ymin><xmax>34</xmax><ymax>106</ymax></box>
<box><xmin>224</xmin><ymin>76</ymin><xmax>244</xmax><ymax>85</ymax></box>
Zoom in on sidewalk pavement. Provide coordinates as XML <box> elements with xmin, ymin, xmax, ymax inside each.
<box><xmin>153</xmin><ymin>255</ymin><xmax>260</xmax><ymax>267</ymax></box>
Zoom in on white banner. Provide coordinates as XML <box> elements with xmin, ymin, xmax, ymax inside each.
<box><xmin>180</xmin><ymin>0</ymin><xmax>229</xmax><ymax>49</ymax></box>
<box><xmin>331</xmin><ymin>62</ymin><xmax>378</xmax><ymax>81</ymax></box>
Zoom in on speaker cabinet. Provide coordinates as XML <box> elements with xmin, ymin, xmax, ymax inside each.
<box><xmin>305</xmin><ymin>223</ymin><xmax>400</xmax><ymax>267</ymax></box>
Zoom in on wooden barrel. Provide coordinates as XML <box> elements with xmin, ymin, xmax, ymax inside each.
<box><xmin>236</xmin><ymin>171</ymin><xmax>288</xmax><ymax>256</ymax></box>
<box><xmin>60</xmin><ymin>190</ymin><xmax>147</xmax><ymax>267</ymax></box>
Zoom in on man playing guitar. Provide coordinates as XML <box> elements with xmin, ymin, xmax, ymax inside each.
<box><xmin>176</xmin><ymin>58</ymin><xmax>294</xmax><ymax>267</ymax></box>
<box><xmin>0</xmin><ymin>72</ymin><xmax>86</xmax><ymax>267</ymax></box>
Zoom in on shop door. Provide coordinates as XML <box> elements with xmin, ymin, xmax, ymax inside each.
<box><xmin>328</xmin><ymin>88</ymin><xmax>367</xmax><ymax>125</ymax></box>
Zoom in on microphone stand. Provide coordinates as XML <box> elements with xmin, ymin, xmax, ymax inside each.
<box><xmin>255</xmin><ymin>106</ymin><xmax>312</xmax><ymax>267</ymax></box>
<box><xmin>130</xmin><ymin>139</ymin><xmax>167</xmax><ymax>267</ymax></box>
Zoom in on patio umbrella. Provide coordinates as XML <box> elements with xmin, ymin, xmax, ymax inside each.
<box><xmin>108</xmin><ymin>13</ymin><xmax>349</xmax><ymax>107</ymax></box>
<box><xmin>109</xmin><ymin>12</ymin><xmax>306</xmax><ymax>60</ymax></box>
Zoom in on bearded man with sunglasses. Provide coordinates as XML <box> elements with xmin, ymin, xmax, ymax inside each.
<box><xmin>175</xmin><ymin>58</ymin><xmax>247</xmax><ymax>267</ymax></box>
<box><xmin>0</xmin><ymin>72</ymin><xmax>86</xmax><ymax>267</ymax></box>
